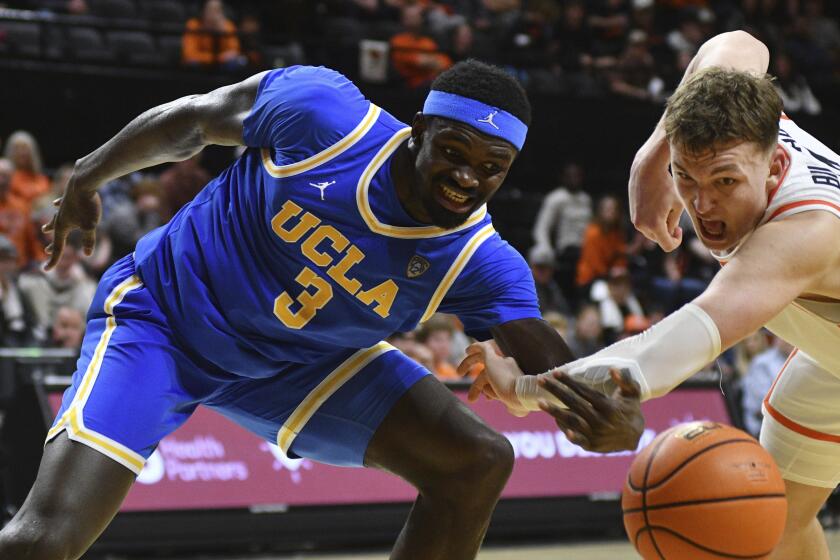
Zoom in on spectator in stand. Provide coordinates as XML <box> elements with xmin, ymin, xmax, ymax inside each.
<box><xmin>575</xmin><ymin>194</ymin><xmax>626</xmax><ymax>297</ymax></box>
<box><xmin>665</xmin><ymin>8</ymin><xmax>710</xmax><ymax>56</ymax></box>
<box><xmin>802</xmin><ymin>0</ymin><xmax>840</xmax><ymax>63</ymax></box>
<box><xmin>772</xmin><ymin>51</ymin><xmax>821</xmax><ymax>115</ymax></box>
<box><xmin>18</xmin><ymin>231</ymin><xmax>96</xmax><ymax>343</ymax></box>
<box><xmin>554</xmin><ymin>0</ymin><xmax>592</xmax><ymax>73</ymax></box>
<box><xmin>239</xmin><ymin>12</ymin><xmax>264</xmax><ymax>68</ymax></box>
<box><xmin>640</xmin><ymin>223</ymin><xmax>710</xmax><ymax>313</ymax></box>
<box><xmin>542</xmin><ymin>310</ymin><xmax>570</xmax><ymax>339</ymax></box>
<box><xmin>741</xmin><ymin>333</ymin><xmax>794</xmax><ymax>438</ymax></box>
<box><xmin>0</xmin><ymin>158</ymin><xmax>44</xmax><ymax>269</ymax></box>
<box><xmin>528</xmin><ymin>244</ymin><xmax>569</xmax><ymax>315</ymax></box>
<box><xmin>595</xmin><ymin>266</ymin><xmax>645</xmax><ymax>344</ymax></box>
<box><xmin>183</xmin><ymin>0</ymin><xmax>246</xmax><ymax>68</ymax></box>
<box><xmin>588</xmin><ymin>0</ymin><xmax>631</xmax><ymax>57</ymax></box>
<box><xmin>415</xmin><ymin>313</ymin><xmax>458</xmax><ymax>379</ymax></box>
<box><xmin>532</xmin><ymin>162</ymin><xmax>592</xmax><ymax>303</ymax></box>
<box><xmin>0</xmin><ymin>235</ymin><xmax>31</xmax><ymax>346</ymax></box>
<box><xmin>32</xmin><ymin>162</ymin><xmax>73</xmax><ymax>214</ymax></box>
<box><xmin>87</xmin><ymin>176</ymin><xmax>165</xmax><ymax>277</ymax></box>
<box><xmin>46</xmin><ymin>306</ymin><xmax>85</xmax><ymax>352</ymax></box>
<box><xmin>386</xmin><ymin>330</ymin><xmax>437</xmax><ymax>372</ymax></box>
<box><xmin>564</xmin><ymin>304</ymin><xmax>603</xmax><ymax>357</ymax></box>
<box><xmin>501</xmin><ymin>0</ymin><xmax>558</xmax><ymax>71</ymax></box>
<box><xmin>390</xmin><ymin>3</ymin><xmax>452</xmax><ymax>88</ymax></box>
<box><xmin>424</xmin><ymin>2</ymin><xmax>474</xmax><ymax>59</ymax></box>
<box><xmin>3</xmin><ymin>131</ymin><xmax>50</xmax><ymax>209</ymax></box>
<box><xmin>784</xmin><ymin>14</ymin><xmax>834</xmax><ymax>82</ymax></box>
<box><xmin>608</xmin><ymin>29</ymin><xmax>665</xmax><ymax>101</ymax></box>
<box><xmin>158</xmin><ymin>154</ymin><xmax>211</xmax><ymax>220</ymax></box>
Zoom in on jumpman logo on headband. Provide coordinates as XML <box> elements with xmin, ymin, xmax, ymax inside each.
<box><xmin>308</xmin><ymin>180</ymin><xmax>336</xmax><ymax>200</ymax></box>
<box><xmin>477</xmin><ymin>111</ymin><xmax>499</xmax><ymax>130</ymax></box>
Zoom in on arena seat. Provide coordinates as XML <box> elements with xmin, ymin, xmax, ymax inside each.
<box><xmin>88</xmin><ymin>0</ymin><xmax>138</xmax><ymax>19</ymax></box>
<box><xmin>66</xmin><ymin>27</ymin><xmax>117</xmax><ymax>63</ymax></box>
<box><xmin>143</xmin><ymin>0</ymin><xmax>186</xmax><ymax>24</ymax></box>
<box><xmin>1</xmin><ymin>22</ymin><xmax>41</xmax><ymax>58</ymax></box>
<box><xmin>106</xmin><ymin>30</ymin><xmax>166</xmax><ymax>66</ymax></box>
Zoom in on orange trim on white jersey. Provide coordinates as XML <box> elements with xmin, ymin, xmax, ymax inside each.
<box><xmin>767</xmin><ymin>199</ymin><xmax>840</xmax><ymax>222</ymax></box>
<box><xmin>761</xmin><ymin>348</ymin><xmax>840</xmax><ymax>444</ymax></box>
<box><xmin>763</xmin><ymin>348</ymin><xmax>798</xmax><ymax>410</ymax></box>
<box><xmin>764</xmin><ymin>403</ymin><xmax>840</xmax><ymax>444</ymax></box>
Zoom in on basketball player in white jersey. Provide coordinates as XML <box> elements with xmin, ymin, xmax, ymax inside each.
<box><xmin>460</xmin><ymin>31</ymin><xmax>840</xmax><ymax>559</ymax></box>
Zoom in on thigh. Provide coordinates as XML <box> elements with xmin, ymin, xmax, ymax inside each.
<box><xmin>782</xmin><ymin>479</ymin><xmax>833</xmax><ymax>523</ymax></box>
<box><xmin>364</xmin><ymin>370</ymin><xmax>506</xmax><ymax>485</ymax></box>
<box><xmin>211</xmin><ymin>342</ymin><xmax>430</xmax><ymax>467</ymax></box>
<box><xmin>8</xmin><ymin>433</ymin><xmax>136</xmax><ymax>553</ymax></box>
<box><xmin>761</xmin><ymin>350</ymin><xmax>840</xmax><ymax>488</ymax></box>
<box><xmin>48</xmin><ymin>258</ymin><xmax>218</xmax><ymax>474</ymax></box>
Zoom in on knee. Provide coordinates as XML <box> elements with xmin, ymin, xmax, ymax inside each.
<box><xmin>0</xmin><ymin>520</ymin><xmax>76</xmax><ymax>560</ymax></box>
<box><xmin>468</xmin><ymin>431</ymin><xmax>515</xmax><ymax>484</ymax></box>
<box><xmin>441</xmin><ymin>431</ymin><xmax>515</xmax><ymax>496</ymax></box>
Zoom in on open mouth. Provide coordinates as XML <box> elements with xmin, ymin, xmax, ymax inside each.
<box><xmin>698</xmin><ymin>218</ymin><xmax>726</xmax><ymax>242</ymax></box>
<box><xmin>434</xmin><ymin>183</ymin><xmax>475</xmax><ymax>213</ymax></box>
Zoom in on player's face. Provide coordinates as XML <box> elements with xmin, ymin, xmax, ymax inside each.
<box><xmin>411</xmin><ymin>117</ymin><xmax>516</xmax><ymax>229</ymax></box>
<box><xmin>670</xmin><ymin>141</ymin><xmax>787</xmax><ymax>252</ymax></box>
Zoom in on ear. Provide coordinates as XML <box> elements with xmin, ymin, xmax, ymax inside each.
<box><xmin>765</xmin><ymin>145</ymin><xmax>790</xmax><ymax>196</ymax></box>
<box><xmin>410</xmin><ymin>112</ymin><xmax>427</xmax><ymax>149</ymax></box>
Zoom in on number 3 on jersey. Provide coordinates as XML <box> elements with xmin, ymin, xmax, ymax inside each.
<box><xmin>274</xmin><ymin>266</ymin><xmax>333</xmax><ymax>329</ymax></box>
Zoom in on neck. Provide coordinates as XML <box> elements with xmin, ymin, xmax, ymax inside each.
<box><xmin>390</xmin><ymin>142</ymin><xmax>432</xmax><ymax>224</ymax></box>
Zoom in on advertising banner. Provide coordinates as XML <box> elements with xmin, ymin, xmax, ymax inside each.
<box><xmin>49</xmin><ymin>388</ymin><xmax>731</xmax><ymax>511</ymax></box>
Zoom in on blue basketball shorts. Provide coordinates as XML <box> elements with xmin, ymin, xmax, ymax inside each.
<box><xmin>47</xmin><ymin>255</ymin><xmax>430</xmax><ymax>474</ymax></box>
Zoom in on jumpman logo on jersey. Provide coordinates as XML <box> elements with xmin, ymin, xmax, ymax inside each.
<box><xmin>308</xmin><ymin>180</ymin><xmax>336</xmax><ymax>200</ymax></box>
<box><xmin>477</xmin><ymin>111</ymin><xmax>499</xmax><ymax>130</ymax></box>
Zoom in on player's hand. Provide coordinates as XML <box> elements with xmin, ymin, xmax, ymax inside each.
<box><xmin>628</xmin><ymin>138</ymin><xmax>684</xmax><ymax>252</ymax></box>
<box><xmin>459</xmin><ymin>342</ymin><xmax>529</xmax><ymax>417</ymax></box>
<box><xmin>42</xmin><ymin>178</ymin><xmax>101</xmax><ymax>271</ymax></box>
<box><xmin>539</xmin><ymin>368</ymin><xmax>645</xmax><ymax>453</ymax></box>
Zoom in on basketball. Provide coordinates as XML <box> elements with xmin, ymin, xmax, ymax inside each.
<box><xmin>622</xmin><ymin>421</ymin><xmax>787</xmax><ymax>559</ymax></box>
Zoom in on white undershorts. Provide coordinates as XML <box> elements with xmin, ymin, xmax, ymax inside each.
<box><xmin>760</xmin><ymin>349</ymin><xmax>840</xmax><ymax>488</ymax></box>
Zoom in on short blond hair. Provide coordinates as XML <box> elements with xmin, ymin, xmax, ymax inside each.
<box><xmin>664</xmin><ymin>67</ymin><xmax>783</xmax><ymax>156</ymax></box>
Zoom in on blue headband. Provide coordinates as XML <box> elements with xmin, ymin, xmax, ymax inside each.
<box><xmin>422</xmin><ymin>90</ymin><xmax>528</xmax><ymax>150</ymax></box>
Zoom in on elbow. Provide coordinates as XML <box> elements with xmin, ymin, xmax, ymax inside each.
<box><xmin>704</xmin><ymin>30</ymin><xmax>769</xmax><ymax>72</ymax></box>
<box><xmin>725</xmin><ymin>30</ymin><xmax>769</xmax><ymax>63</ymax></box>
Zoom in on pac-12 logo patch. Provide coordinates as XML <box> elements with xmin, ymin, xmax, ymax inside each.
<box><xmin>407</xmin><ymin>255</ymin><xmax>431</xmax><ymax>278</ymax></box>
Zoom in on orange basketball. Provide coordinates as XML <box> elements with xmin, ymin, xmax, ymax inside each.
<box><xmin>622</xmin><ymin>421</ymin><xmax>787</xmax><ymax>559</ymax></box>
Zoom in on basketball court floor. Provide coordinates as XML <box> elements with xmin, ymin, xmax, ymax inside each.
<box><xmin>161</xmin><ymin>530</ymin><xmax>840</xmax><ymax>559</ymax></box>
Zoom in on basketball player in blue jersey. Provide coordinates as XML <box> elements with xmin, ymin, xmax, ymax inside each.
<box><xmin>0</xmin><ymin>61</ymin><xmax>574</xmax><ymax>560</ymax></box>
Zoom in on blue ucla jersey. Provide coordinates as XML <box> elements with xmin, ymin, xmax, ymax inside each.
<box><xmin>134</xmin><ymin>66</ymin><xmax>539</xmax><ymax>378</ymax></box>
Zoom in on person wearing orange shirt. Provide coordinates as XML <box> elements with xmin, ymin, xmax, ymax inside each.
<box><xmin>182</xmin><ymin>0</ymin><xmax>245</xmax><ymax>68</ymax></box>
<box><xmin>390</xmin><ymin>4</ymin><xmax>452</xmax><ymax>88</ymax></box>
<box><xmin>0</xmin><ymin>158</ymin><xmax>45</xmax><ymax>269</ymax></box>
<box><xmin>416</xmin><ymin>314</ymin><xmax>460</xmax><ymax>380</ymax></box>
<box><xmin>3</xmin><ymin>130</ymin><xmax>50</xmax><ymax>209</ymax></box>
<box><xmin>576</xmin><ymin>194</ymin><xmax>627</xmax><ymax>292</ymax></box>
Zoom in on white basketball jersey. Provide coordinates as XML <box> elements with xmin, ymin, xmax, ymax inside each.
<box><xmin>714</xmin><ymin>117</ymin><xmax>840</xmax><ymax>375</ymax></box>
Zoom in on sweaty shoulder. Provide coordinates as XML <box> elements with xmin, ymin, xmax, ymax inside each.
<box><xmin>242</xmin><ymin>66</ymin><xmax>371</xmax><ymax>164</ymax></box>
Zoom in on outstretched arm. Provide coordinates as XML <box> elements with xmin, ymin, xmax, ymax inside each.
<box><xmin>468</xmin><ymin>212</ymin><xmax>840</xmax><ymax>451</ymax></box>
<box><xmin>43</xmin><ymin>71</ymin><xmax>268</xmax><ymax>269</ymax></box>
<box><xmin>630</xmin><ymin>31</ymin><xmax>770</xmax><ymax>251</ymax></box>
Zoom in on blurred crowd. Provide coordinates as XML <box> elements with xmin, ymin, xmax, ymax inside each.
<box><xmin>321</xmin><ymin>0</ymin><xmax>837</xmax><ymax>103</ymax></box>
<box><xmin>0</xmin><ymin>0</ymin><xmax>837</xmax><ymax>106</ymax></box>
